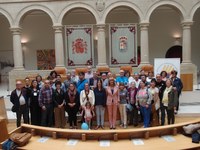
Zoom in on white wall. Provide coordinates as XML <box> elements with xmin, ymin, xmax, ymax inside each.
<box><xmin>21</xmin><ymin>13</ymin><xmax>54</xmax><ymax>70</ymax></box>
<box><xmin>149</xmin><ymin>9</ymin><xmax>182</xmax><ymax>65</ymax></box>
<box><xmin>192</xmin><ymin>8</ymin><xmax>200</xmax><ymax>71</ymax></box>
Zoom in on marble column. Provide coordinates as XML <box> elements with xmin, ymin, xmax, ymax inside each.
<box><xmin>139</xmin><ymin>22</ymin><xmax>150</xmax><ymax>65</ymax></box>
<box><xmin>53</xmin><ymin>25</ymin><xmax>65</xmax><ymax>68</ymax></box>
<box><xmin>10</xmin><ymin>27</ymin><xmax>24</xmax><ymax>70</ymax></box>
<box><xmin>182</xmin><ymin>21</ymin><xmax>193</xmax><ymax>64</ymax></box>
<box><xmin>96</xmin><ymin>24</ymin><xmax>107</xmax><ymax>67</ymax></box>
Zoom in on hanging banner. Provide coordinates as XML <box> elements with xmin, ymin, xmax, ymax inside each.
<box><xmin>65</xmin><ymin>25</ymin><xmax>94</xmax><ymax>67</ymax></box>
<box><xmin>154</xmin><ymin>58</ymin><xmax>180</xmax><ymax>77</ymax></box>
<box><xmin>109</xmin><ymin>24</ymin><xmax>138</xmax><ymax>66</ymax></box>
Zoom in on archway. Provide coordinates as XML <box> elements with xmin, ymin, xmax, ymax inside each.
<box><xmin>19</xmin><ymin>10</ymin><xmax>54</xmax><ymax>70</ymax></box>
<box><xmin>62</xmin><ymin>8</ymin><xmax>96</xmax><ymax>67</ymax></box>
<box><xmin>165</xmin><ymin>45</ymin><xmax>182</xmax><ymax>62</ymax></box>
<box><xmin>0</xmin><ymin>14</ymin><xmax>13</xmax><ymax>85</ymax></box>
<box><xmin>105</xmin><ymin>6</ymin><xmax>140</xmax><ymax>66</ymax></box>
<box><xmin>191</xmin><ymin>7</ymin><xmax>200</xmax><ymax>71</ymax></box>
<box><xmin>149</xmin><ymin>5</ymin><xmax>182</xmax><ymax>65</ymax></box>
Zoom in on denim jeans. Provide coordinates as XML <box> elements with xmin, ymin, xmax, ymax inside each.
<box><xmin>95</xmin><ymin>105</ymin><xmax>105</xmax><ymax>126</ymax></box>
<box><xmin>140</xmin><ymin>105</ymin><xmax>151</xmax><ymax>128</ymax></box>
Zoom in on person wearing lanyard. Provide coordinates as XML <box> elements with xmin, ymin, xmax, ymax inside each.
<box><xmin>30</xmin><ymin>80</ymin><xmax>41</xmax><ymax>126</ymax></box>
<box><xmin>10</xmin><ymin>81</ymin><xmax>29</xmax><ymax>127</ymax></box>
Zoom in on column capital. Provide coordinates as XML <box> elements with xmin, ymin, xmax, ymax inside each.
<box><xmin>181</xmin><ymin>21</ymin><xmax>193</xmax><ymax>28</ymax></box>
<box><xmin>10</xmin><ymin>26</ymin><xmax>22</xmax><ymax>34</ymax></box>
<box><xmin>96</xmin><ymin>24</ymin><xmax>106</xmax><ymax>29</ymax></box>
<box><xmin>53</xmin><ymin>24</ymin><xmax>63</xmax><ymax>32</ymax></box>
<box><xmin>139</xmin><ymin>22</ymin><xmax>150</xmax><ymax>30</ymax></box>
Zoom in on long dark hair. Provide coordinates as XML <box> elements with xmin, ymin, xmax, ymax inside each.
<box><xmin>97</xmin><ymin>79</ymin><xmax>104</xmax><ymax>90</ymax></box>
<box><xmin>30</xmin><ymin>79</ymin><xmax>38</xmax><ymax>89</ymax></box>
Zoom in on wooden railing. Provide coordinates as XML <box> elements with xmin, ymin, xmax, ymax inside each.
<box><xmin>6</xmin><ymin>118</ymin><xmax>200</xmax><ymax>141</ymax></box>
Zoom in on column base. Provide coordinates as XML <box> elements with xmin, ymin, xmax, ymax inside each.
<box><xmin>13</xmin><ymin>66</ymin><xmax>25</xmax><ymax>70</ymax></box>
<box><xmin>138</xmin><ymin>62</ymin><xmax>151</xmax><ymax>69</ymax></box>
<box><xmin>96</xmin><ymin>63</ymin><xmax>108</xmax><ymax>68</ymax></box>
<box><xmin>181</xmin><ymin>63</ymin><xmax>197</xmax><ymax>85</ymax></box>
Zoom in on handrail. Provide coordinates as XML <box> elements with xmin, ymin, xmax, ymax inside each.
<box><xmin>14</xmin><ymin>118</ymin><xmax>200</xmax><ymax>141</ymax></box>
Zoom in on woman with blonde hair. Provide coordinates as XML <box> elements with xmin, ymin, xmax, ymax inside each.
<box><xmin>106</xmin><ymin>77</ymin><xmax>119</xmax><ymax>129</ymax></box>
<box><xmin>160</xmin><ymin>79</ymin><xmax>178</xmax><ymax>125</ymax></box>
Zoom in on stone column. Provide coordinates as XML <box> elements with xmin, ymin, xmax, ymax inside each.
<box><xmin>139</xmin><ymin>22</ymin><xmax>150</xmax><ymax>65</ymax></box>
<box><xmin>53</xmin><ymin>24</ymin><xmax>65</xmax><ymax>68</ymax></box>
<box><xmin>10</xmin><ymin>27</ymin><xmax>24</xmax><ymax>70</ymax></box>
<box><xmin>182</xmin><ymin>21</ymin><xmax>193</xmax><ymax>64</ymax></box>
<box><xmin>96</xmin><ymin>24</ymin><xmax>107</xmax><ymax>67</ymax></box>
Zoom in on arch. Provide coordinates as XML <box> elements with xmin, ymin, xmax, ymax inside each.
<box><xmin>145</xmin><ymin>0</ymin><xmax>185</xmax><ymax>22</ymax></box>
<box><xmin>15</xmin><ymin>4</ymin><xmax>56</xmax><ymax>26</ymax></box>
<box><xmin>102</xmin><ymin>1</ymin><xmax>143</xmax><ymax>23</ymax></box>
<box><xmin>58</xmin><ymin>2</ymin><xmax>98</xmax><ymax>24</ymax></box>
<box><xmin>0</xmin><ymin>8</ymin><xmax>13</xmax><ymax>26</ymax></box>
<box><xmin>190</xmin><ymin>1</ymin><xmax>200</xmax><ymax>20</ymax></box>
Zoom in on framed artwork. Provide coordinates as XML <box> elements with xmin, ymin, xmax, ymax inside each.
<box><xmin>109</xmin><ymin>24</ymin><xmax>138</xmax><ymax>66</ymax></box>
<box><xmin>37</xmin><ymin>49</ymin><xmax>55</xmax><ymax>70</ymax></box>
<box><xmin>65</xmin><ymin>25</ymin><xmax>94</xmax><ymax>67</ymax></box>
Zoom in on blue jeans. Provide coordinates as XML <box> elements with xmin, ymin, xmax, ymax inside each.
<box><xmin>140</xmin><ymin>105</ymin><xmax>151</xmax><ymax>128</ymax></box>
<box><xmin>95</xmin><ymin>105</ymin><xmax>105</xmax><ymax>126</ymax></box>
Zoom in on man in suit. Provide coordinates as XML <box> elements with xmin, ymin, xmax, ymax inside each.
<box><xmin>10</xmin><ymin>80</ymin><xmax>29</xmax><ymax>127</ymax></box>
<box><xmin>88</xmin><ymin>71</ymin><xmax>99</xmax><ymax>89</ymax></box>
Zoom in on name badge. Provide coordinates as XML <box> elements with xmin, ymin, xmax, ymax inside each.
<box><xmin>33</xmin><ymin>92</ymin><xmax>37</xmax><ymax>96</ymax></box>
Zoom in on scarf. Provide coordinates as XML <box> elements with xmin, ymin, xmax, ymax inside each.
<box><xmin>162</xmin><ymin>86</ymin><xmax>172</xmax><ymax>106</ymax></box>
<box><xmin>68</xmin><ymin>89</ymin><xmax>76</xmax><ymax>103</ymax></box>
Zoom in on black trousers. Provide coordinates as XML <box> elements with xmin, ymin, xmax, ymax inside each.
<box><xmin>128</xmin><ymin>105</ymin><xmax>138</xmax><ymax>126</ymax></box>
<box><xmin>161</xmin><ymin>105</ymin><xmax>175</xmax><ymax>125</ymax></box>
<box><xmin>16</xmin><ymin>104</ymin><xmax>29</xmax><ymax>127</ymax></box>
<box><xmin>68</xmin><ymin>108</ymin><xmax>78</xmax><ymax>127</ymax></box>
<box><xmin>41</xmin><ymin>104</ymin><xmax>54</xmax><ymax>127</ymax></box>
<box><xmin>30</xmin><ymin>103</ymin><xmax>41</xmax><ymax>126</ymax></box>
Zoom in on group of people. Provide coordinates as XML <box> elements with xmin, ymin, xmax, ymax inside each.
<box><xmin>10</xmin><ymin>66</ymin><xmax>183</xmax><ymax>129</ymax></box>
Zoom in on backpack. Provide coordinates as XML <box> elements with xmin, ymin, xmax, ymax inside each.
<box><xmin>2</xmin><ymin>139</ymin><xmax>17</xmax><ymax>150</ymax></box>
<box><xmin>192</xmin><ymin>130</ymin><xmax>200</xmax><ymax>143</ymax></box>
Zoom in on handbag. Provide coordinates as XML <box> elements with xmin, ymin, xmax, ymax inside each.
<box><xmin>10</xmin><ymin>132</ymin><xmax>32</xmax><ymax>147</ymax></box>
<box><xmin>126</xmin><ymin>103</ymin><xmax>133</xmax><ymax>112</ymax></box>
<box><xmin>11</xmin><ymin>105</ymin><xmax>18</xmax><ymax>112</ymax></box>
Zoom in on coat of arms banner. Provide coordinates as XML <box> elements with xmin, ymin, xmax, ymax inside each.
<box><xmin>109</xmin><ymin>24</ymin><xmax>137</xmax><ymax>66</ymax></box>
<box><xmin>65</xmin><ymin>25</ymin><xmax>94</xmax><ymax>67</ymax></box>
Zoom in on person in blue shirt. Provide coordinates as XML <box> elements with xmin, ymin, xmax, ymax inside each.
<box><xmin>116</xmin><ymin>70</ymin><xmax>128</xmax><ymax>86</ymax></box>
<box><xmin>77</xmin><ymin>72</ymin><xmax>88</xmax><ymax>94</ymax></box>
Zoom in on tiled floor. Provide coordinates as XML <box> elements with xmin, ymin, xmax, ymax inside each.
<box><xmin>1</xmin><ymin>81</ymin><xmax>200</xmax><ymax>120</ymax></box>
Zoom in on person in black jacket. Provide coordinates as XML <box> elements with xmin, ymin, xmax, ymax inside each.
<box><xmin>171</xmin><ymin>70</ymin><xmax>183</xmax><ymax>113</ymax></box>
<box><xmin>52</xmin><ymin>81</ymin><xmax>66</xmax><ymax>128</ymax></box>
<box><xmin>94</xmin><ymin>79</ymin><xmax>106</xmax><ymax>129</ymax></box>
<box><xmin>23</xmin><ymin>77</ymin><xmax>32</xmax><ymax>124</ymax></box>
<box><xmin>29</xmin><ymin>80</ymin><xmax>41</xmax><ymax>126</ymax></box>
<box><xmin>10</xmin><ymin>81</ymin><xmax>29</xmax><ymax>127</ymax></box>
<box><xmin>65</xmin><ymin>83</ymin><xmax>80</xmax><ymax>129</ymax></box>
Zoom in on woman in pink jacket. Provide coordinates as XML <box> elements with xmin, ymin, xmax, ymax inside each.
<box><xmin>106</xmin><ymin>77</ymin><xmax>119</xmax><ymax>129</ymax></box>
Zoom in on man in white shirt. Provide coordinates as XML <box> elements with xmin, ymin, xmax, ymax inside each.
<box><xmin>10</xmin><ymin>81</ymin><xmax>29</xmax><ymax>127</ymax></box>
<box><xmin>85</xmin><ymin>66</ymin><xmax>93</xmax><ymax>81</ymax></box>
